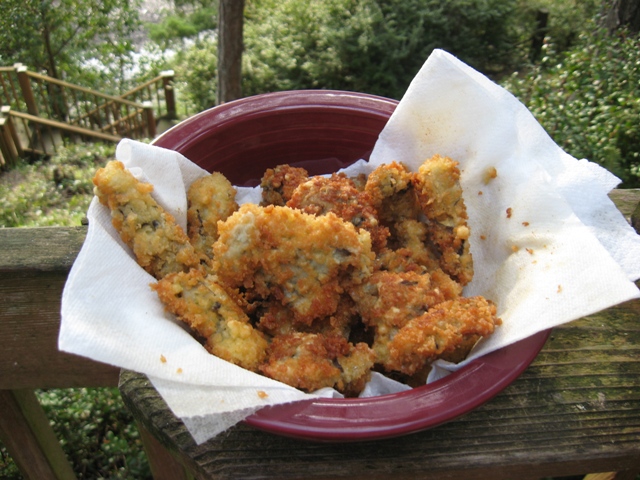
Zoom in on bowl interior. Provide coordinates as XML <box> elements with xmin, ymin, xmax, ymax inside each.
<box><xmin>153</xmin><ymin>90</ymin><xmax>398</xmax><ymax>185</ymax></box>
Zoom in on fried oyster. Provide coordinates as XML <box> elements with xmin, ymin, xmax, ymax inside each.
<box><xmin>260</xmin><ymin>164</ymin><xmax>309</xmax><ymax>206</ymax></box>
<box><xmin>386</xmin><ymin>296</ymin><xmax>501</xmax><ymax>375</ymax></box>
<box><xmin>186</xmin><ymin>172</ymin><xmax>238</xmax><ymax>264</ymax></box>
<box><xmin>260</xmin><ymin>332</ymin><xmax>375</xmax><ymax>396</ymax></box>
<box><xmin>287</xmin><ymin>173</ymin><xmax>389</xmax><ymax>252</ymax></box>
<box><xmin>212</xmin><ymin>203</ymin><xmax>375</xmax><ymax>325</ymax></box>
<box><xmin>93</xmin><ymin>160</ymin><xmax>200</xmax><ymax>279</ymax></box>
<box><xmin>153</xmin><ymin>269</ymin><xmax>268</xmax><ymax>372</ymax></box>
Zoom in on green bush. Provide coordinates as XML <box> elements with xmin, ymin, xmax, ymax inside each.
<box><xmin>0</xmin><ymin>388</ymin><xmax>151</xmax><ymax>479</ymax></box>
<box><xmin>173</xmin><ymin>0</ymin><xmax>522</xmax><ymax>111</ymax></box>
<box><xmin>501</xmin><ymin>24</ymin><xmax>640</xmax><ymax>187</ymax></box>
<box><xmin>172</xmin><ymin>36</ymin><xmax>219</xmax><ymax>112</ymax></box>
<box><xmin>38</xmin><ymin>388</ymin><xmax>151</xmax><ymax>479</ymax></box>
<box><xmin>243</xmin><ymin>0</ymin><xmax>520</xmax><ymax>99</ymax></box>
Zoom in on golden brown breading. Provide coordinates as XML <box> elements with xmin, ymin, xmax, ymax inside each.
<box><xmin>255</xmin><ymin>295</ymin><xmax>357</xmax><ymax>339</ymax></box>
<box><xmin>374</xmin><ymin>248</ymin><xmax>429</xmax><ymax>274</ymax></box>
<box><xmin>387</xmin><ymin>296</ymin><xmax>500</xmax><ymax>375</ymax></box>
<box><xmin>152</xmin><ymin>269</ymin><xmax>268</xmax><ymax>372</ymax></box>
<box><xmin>260</xmin><ymin>164</ymin><xmax>309</xmax><ymax>206</ymax></box>
<box><xmin>412</xmin><ymin>154</ymin><xmax>474</xmax><ymax>285</ymax></box>
<box><xmin>364</xmin><ymin>161</ymin><xmax>421</xmax><ymax>227</ymax></box>
<box><xmin>393</xmin><ymin>219</ymin><xmax>442</xmax><ymax>272</ymax></box>
<box><xmin>260</xmin><ymin>332</ymin><xmax>375</xmax><ymax>396</ymax></box>
<box><xmin>212</xmin><ymin>204</ymin><xmax>374</xmax><ymax>324</ymax></box>
<box><xmin>93</xmin><ymin>160</ymin><xmax>201</xmax><ymax>279</ymax></box>
<box><xmin>186</xmin><ymin>172</ymin><xmax>238</xmax><ymax>263</ymax></box>
<box><xmin>349</xmin><ymin>270</ymin><xmax>452</xmax><ymax>369</ymax></box>
<box><xmin>287</xmin><ymin>173</ymin><xmax>389</xmax><ymax>252</ymax></box>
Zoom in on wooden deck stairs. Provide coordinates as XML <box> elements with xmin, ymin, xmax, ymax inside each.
<box><xmin>0</xmin><ymin>65</ymin><xmax>178</xmax><ymax>168</ymax></box>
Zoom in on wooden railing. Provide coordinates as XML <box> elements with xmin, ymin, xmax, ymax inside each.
<box><xmin>0</xmin><ymin>226</ymin><xmax>191</xmax><ymax>480</ymax></box>
<box><xmin>1</xmin><ymin>189</ymin><xmax>639</xmax><ymax>479</ymax></box>
<box><xmin>121</xmin><ymin>70</ymin><xmax>177</xmax><ymax>121</ymax></box>
<box><xmin>0</xmin><ymin>65</ymin><xmax>177</xmax><ymax>167</ymax></box>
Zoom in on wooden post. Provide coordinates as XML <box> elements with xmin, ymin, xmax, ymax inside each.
<box><xmin>1</xmin><ymin>106</ymin><xmax>23</xmax><ymax>160</ymax></box>
<box><xmin>0</xmin><ymin>389</ymin><xmax>77</xmax><ymax>479</ymax></box>
<box><xmin>0</xmin><ymin>105</ymin><xmax>20</xmax><ymax>167</ymax></box>
<box><xmin>15</xmin><ymin>65</ymin><xmax>39</xmax><ymax>117</ymax></box>
<box><xmin>0</xmin><ymin>117</ymin><xmax>18</xmax><ymax>167</ymax></box>
<box><xmin>161</xmin><ymin>70</ymin><xmax>177</xmax><ymax>119</ymax></box>
<box><xmin>143</xmin><ymin>101</ymin><xmax>157</xmax><ymax>138</ymax></box>
<box><xmin>0</xmin><ymin>119</ymin><xmax>9</xmax><ymax>167</ymax></box>
<box><xmin>217</xmin><ymin>0</ymin><xmax>245</xmax><ymax>105</ymax></box>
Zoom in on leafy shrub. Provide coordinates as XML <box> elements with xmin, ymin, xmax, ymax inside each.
<box><xmin>38</xmin><ymin>388</ymin><xmax>151</xmax><ymax>479</ymax></box>
<box><xmin>0</xmin><ymin>388</ymin><xmax>151</xmax><ymax>479</ymax></box>
<box><xmin>172</xmin><ymin>35</ymin><xmax>219</xmax><ymax>112</ymax></box>
<box><xmin>243</xmin><ymin>0</ymin><xmax>520</xmax><ymax>99</ymax></box>
<box><xmin>501</xmin><ymin>23</ymin><xmax>640</xmax><ymax>187</ymax></box>
<box><xmin>173</xmin><ymin>0</ymin><xmax>522</xmax><ymax>111</ymax></box>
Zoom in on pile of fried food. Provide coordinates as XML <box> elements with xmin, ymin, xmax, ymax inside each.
<box><xmin>93</xmin><ymin>154</ymin><xmax>500</xmax><ymax>397</ymax></box>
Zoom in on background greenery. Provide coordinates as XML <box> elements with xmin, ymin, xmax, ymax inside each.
<box><xmin>1</xmin><ymin>0</ymin><xmax>639</xmax><ymax>477</ymax></box>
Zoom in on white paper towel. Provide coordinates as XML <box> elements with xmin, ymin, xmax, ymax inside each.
<box><xmin>59</xmin><ymin>49</ymin><xmax>640</xmax><ymax>444</ymax></box>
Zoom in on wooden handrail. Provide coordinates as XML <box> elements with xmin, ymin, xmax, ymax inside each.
<box><xmin>23</xmin><ymin>69</ymin><xmax>145</xmax><ymax>108</ymax></box>
<box><xmin>121</xmin><ymin>70</ymin><xmax>174</xmax><ymax>98</ymax></box>
<box><xmin>0</xmin><ymin>64</ymin><xmax>161</xmax><ymax>151</ymax></box>
<box><xmin>0</xmin><ymin>226</ymin><xmax>191</xmax><ymax>479</ymax></box>
<box><xmin>2</xmin><ymin>190</ymin><xmax>632</xmax><ymax>479</ymax></box>
<box><xmin>9</xmin><ymin>110</ymin><xmax>121</xmax><ymax>143</ymax></box>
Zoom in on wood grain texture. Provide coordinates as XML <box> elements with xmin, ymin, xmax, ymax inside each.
<box><xmin>0</xmin><ymin>226</ymin><xmax>119</xmax><ymax>389</ymax></box>
<box><xmin>0</xmin><ymin>390</ymin><xmax>76</xmax><ymax>479</ymax></box>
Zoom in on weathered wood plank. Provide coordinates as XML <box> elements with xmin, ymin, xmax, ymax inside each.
<box><xmin>0</xmin><ymin>226</ymin><xmax>119</xmax><ymax>389</ymax></box>
<box><xmin>0</xmin><ymin>389</ymin><xmax>76</xmax><ymax>479</ymax></box>
<box><xmin>609</xmin><ymin>188</ymin><xmax>640</xmax><ymax>220</ymax></box>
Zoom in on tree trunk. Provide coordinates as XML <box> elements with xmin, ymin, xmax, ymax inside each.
<box><xmin>217</xmin><ymin>0</ymin><xmax>245</xmax><ymax>105</ymax></box>
<box><xmin>605</xmin><ymin>0</ymin><xmax>640</xmax><ymax>33</ymax></box>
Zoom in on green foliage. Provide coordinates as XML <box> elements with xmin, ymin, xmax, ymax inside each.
<box><xmin>510</xmin><ymin>0</ymin><xmax>601</xmax><ymax>57</ymax></box>
<box><xmin>147</xmin><ymin>6</ymin><xmax>218</xmax><ymax>48</ymax></box>
<box><xmin>173</xmin><ymin>0</ymin><xmax>523</xmax><ymax>111</ymax></box>
<box><xmin>38</xmin><ymin>388</ymin><xmax>151</xmax><ymax>479</ymax></box>
<box><xmin>0</xmin><ymin>143</ymin><xmax>113</xmax><ymax>227</ymax></box>
<box><xmin>242</xmin><ymin>0</ymin><xmax>520</xmax><ymax>100</ymax></box>
<box><xmin>501</xmin><ymin>23</ymin><xmax>640</xmax><ymax>187</ymax></box>
<box><xmin>0</xmin><ymin>0</ymin><xmax>142</xmax><ymax>94</ymax></box>
<box><xmin>172</xmin><ymin>36</ymin><xmax>219</xmax><ymax>112</ymax></box>
<box><xmin>0</xmin><ymin>388</ymin><xmax>151</xmax><ymax>478</ymax></box>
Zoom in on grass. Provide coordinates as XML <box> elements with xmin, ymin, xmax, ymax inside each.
<box><xmin>0</xmin><ymin>143</ymin><xmax>153</xmax><ymax>479</ymax></box>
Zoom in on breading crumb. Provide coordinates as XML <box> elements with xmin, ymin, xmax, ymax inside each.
<box><xmin>483</xmin><ymin>167</ymin><xmax>498</xmax><ymax>184</ymax></box>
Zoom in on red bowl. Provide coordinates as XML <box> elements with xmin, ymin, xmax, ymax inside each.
<box><xmin>153</xmin><ymin>90</ymin><xmax>550</xmax><ymax>442</ymax></box>
<box><xmin>155</xmin><ymin>90</ymin><xmax>397</xmax><ymax>187</ymax></box>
